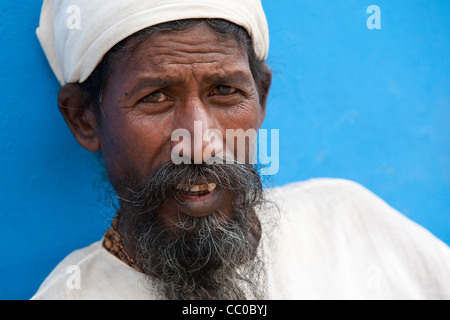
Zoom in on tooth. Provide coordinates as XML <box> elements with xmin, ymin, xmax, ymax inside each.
<box><xmin>207</xmin><ymin>183</ymin><xmax>217</xmax><ymax>192</ymax></box>
<box><xmin>190</xmin><ymin>185</ymin><xmax>200</xmax><ymax>192</ymax></box>
<box><xmin>178</xmin><ymin>183</ymin><xmax>216</xmax><ymax>193</ymax></box>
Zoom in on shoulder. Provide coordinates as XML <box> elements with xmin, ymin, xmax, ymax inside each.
<box><xmin>264</xmin><ymin>178</ymin><xmax>450</xmax><ymax>299</ymax></box>
<box><xmin>31</xmin><ymin>240</ymin><xmax>151</xmax><ymax>300</ymax></box>
<box><xmin>270</xmin><ymin>177</ymin><xmax>382</xmax><ymax>206</ymax></box>
<box><xmin>31</xmin><ymin>241</ymin><xmax>103</xmax><ymax>300</ymax></box>
<box><xmin>266</xmin><ymin>178</ymin><xmax>396</xmax><ymax>226</ymax></box>
<box><xmin>269</xmin><ymin>178</ymin><xmax>419</xmax><ymax>227</ymax></box>
<box><xmin>269</xmin><ymin>178</ymin><xmax>449</xmax><ymax>251</ymax></box>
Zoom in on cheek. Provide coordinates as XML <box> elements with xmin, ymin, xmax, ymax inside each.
<box><xmin>99</xmin><ymin>114</ymin><xmax>172</xmax><ymax>191</ymax></box>
<box><xmin>216</xmin><ymin>102</ymin><xmax>262</xmax><ymax>162</ymax></box>
<box><xmin>219</xmin><ymin>99</ymin><xmax>262</xmax><ymax>130</ymax></box>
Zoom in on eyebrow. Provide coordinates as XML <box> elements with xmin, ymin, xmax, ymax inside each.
<box><xmin>126</xmin><ymin>78</ymin><xmax>180</xmax><ymax>97</ymax></box>
<box><xmin>203</xmin><ymin>71</ymin><xmax>254</xmax><ymax>86</ymax></box>
<box><xmin>126</xmin><ymin>71</ymin><xmax>254</xmax><ymax>97</ymax></box>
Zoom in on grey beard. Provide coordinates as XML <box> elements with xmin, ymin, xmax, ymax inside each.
<box><xmin>135</xmin><ymin>208</ymin><xmax>266</xmax><ymax>300</ymax></box>
<box><xmin>119</xmin><ymin>162</ymin><xmax>268</xmax><ymax>300</ymax></box>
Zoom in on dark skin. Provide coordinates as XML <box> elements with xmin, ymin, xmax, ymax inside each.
<box><xmin>57</xmin><ymin>23</ymin><xmax>271</xmax><ymax>261</ymax></box>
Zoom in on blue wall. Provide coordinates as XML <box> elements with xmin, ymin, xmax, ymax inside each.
<box><xmin>0</xmin><ymin>0</ymin><xmax>448</xmax><ymax>299</ymax></box>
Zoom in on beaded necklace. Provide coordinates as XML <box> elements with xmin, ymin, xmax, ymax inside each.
<box><xmin>103</xmin><ymin>213</ymin><xmax>141</xmax><ymax>272</ymax></box>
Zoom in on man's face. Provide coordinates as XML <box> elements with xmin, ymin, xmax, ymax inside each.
<box><xmin>96</xmin><ymin>23</ymin><xmax>266</xmax><ymax>225</ymax></box>
<box><xmin>59</xmin><ymin>21</ymin><xmax>270</xmax><ymax>300</ymax></box>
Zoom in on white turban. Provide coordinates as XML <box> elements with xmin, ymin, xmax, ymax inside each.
<box><xmin>36</xmin><ymin>0</ymin><xmax>269</xmax><ymax>86</ymax></box>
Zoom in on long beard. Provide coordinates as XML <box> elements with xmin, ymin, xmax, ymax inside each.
<box><xmin>119</xmin><ymin>161</ymin><xmax>268</xmax><ymax>300</ymax></box>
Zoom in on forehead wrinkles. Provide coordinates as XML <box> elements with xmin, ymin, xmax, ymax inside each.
<box><xmin>124</xmin><ymin>27</ymin><xmax>247</xmax><ymax>70</ymax></box>
<box><xmin>149</xmin><ymin>46</ymin><xmax>232</xmax><ymax>68</ymax></box>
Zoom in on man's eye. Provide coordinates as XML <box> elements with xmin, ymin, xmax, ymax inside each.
<box><xmin>211</xmin><ymin>85</ymin><xmax>238</xmax><ymax>96</ymax></box>
<box><xmin>141</xmin><ymin>91</ymin><xmax>169</xmax><ymax>103</ymax></box>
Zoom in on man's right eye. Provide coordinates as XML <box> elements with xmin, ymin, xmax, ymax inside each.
<box><xmin>141</xmin><ymin>91</ymin><xmax>170</xmax><ymax>103</ymax></box>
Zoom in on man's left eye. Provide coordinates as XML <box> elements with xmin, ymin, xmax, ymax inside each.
<box><xmin>210</xmin><ymin>85</ymin><xmax>238</xmax><ymax>96</ymax></box>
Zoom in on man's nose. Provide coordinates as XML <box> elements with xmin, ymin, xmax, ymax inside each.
<box><xmin>171</xmin><ymin>97</ymin><xmax>223</xmax><ymax>164</ymax></box>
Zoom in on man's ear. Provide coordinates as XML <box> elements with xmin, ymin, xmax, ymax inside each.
<box><xmin>57</xmin><ymin>84</ymin><xmax>101</xmax><ymax>152</ymax></box>
<box><xmin>257</xmin><ymin>65</ymin><xmax>272</xmax><ymax>127</ymax></box>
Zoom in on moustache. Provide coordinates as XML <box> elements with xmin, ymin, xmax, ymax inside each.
<box><xmin>123</xmin><ymin>160</ymin><xmax>264</xmax><ymax>213</ymax></box>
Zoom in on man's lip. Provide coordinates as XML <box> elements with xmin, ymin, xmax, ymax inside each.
<box><xmin>175</xmin><ymin>187</ymin><xmax>224</xmax><ymax>217</ymax></box>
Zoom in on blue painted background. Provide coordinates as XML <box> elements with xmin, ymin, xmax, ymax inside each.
<box><xmin>0</xmin><ymin>0</ymin><xmax>448</xmax><ymax>299</ymax></box>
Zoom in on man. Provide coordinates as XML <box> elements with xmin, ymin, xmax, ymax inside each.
<box><xmin>32</xmin><ymin>0</ymin><xmax>450</xmax><ymax>300</ymax></box>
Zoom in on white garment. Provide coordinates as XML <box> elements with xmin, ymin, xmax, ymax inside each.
<box><xmin>32</xmin><ymin>178</ymin><xmax>450</xmax><ymax>300</ymax></box>
<box><xmin>36</xmin><ymin>0</ymin><xmax>269</xmax><ymax>85</ymax></box>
